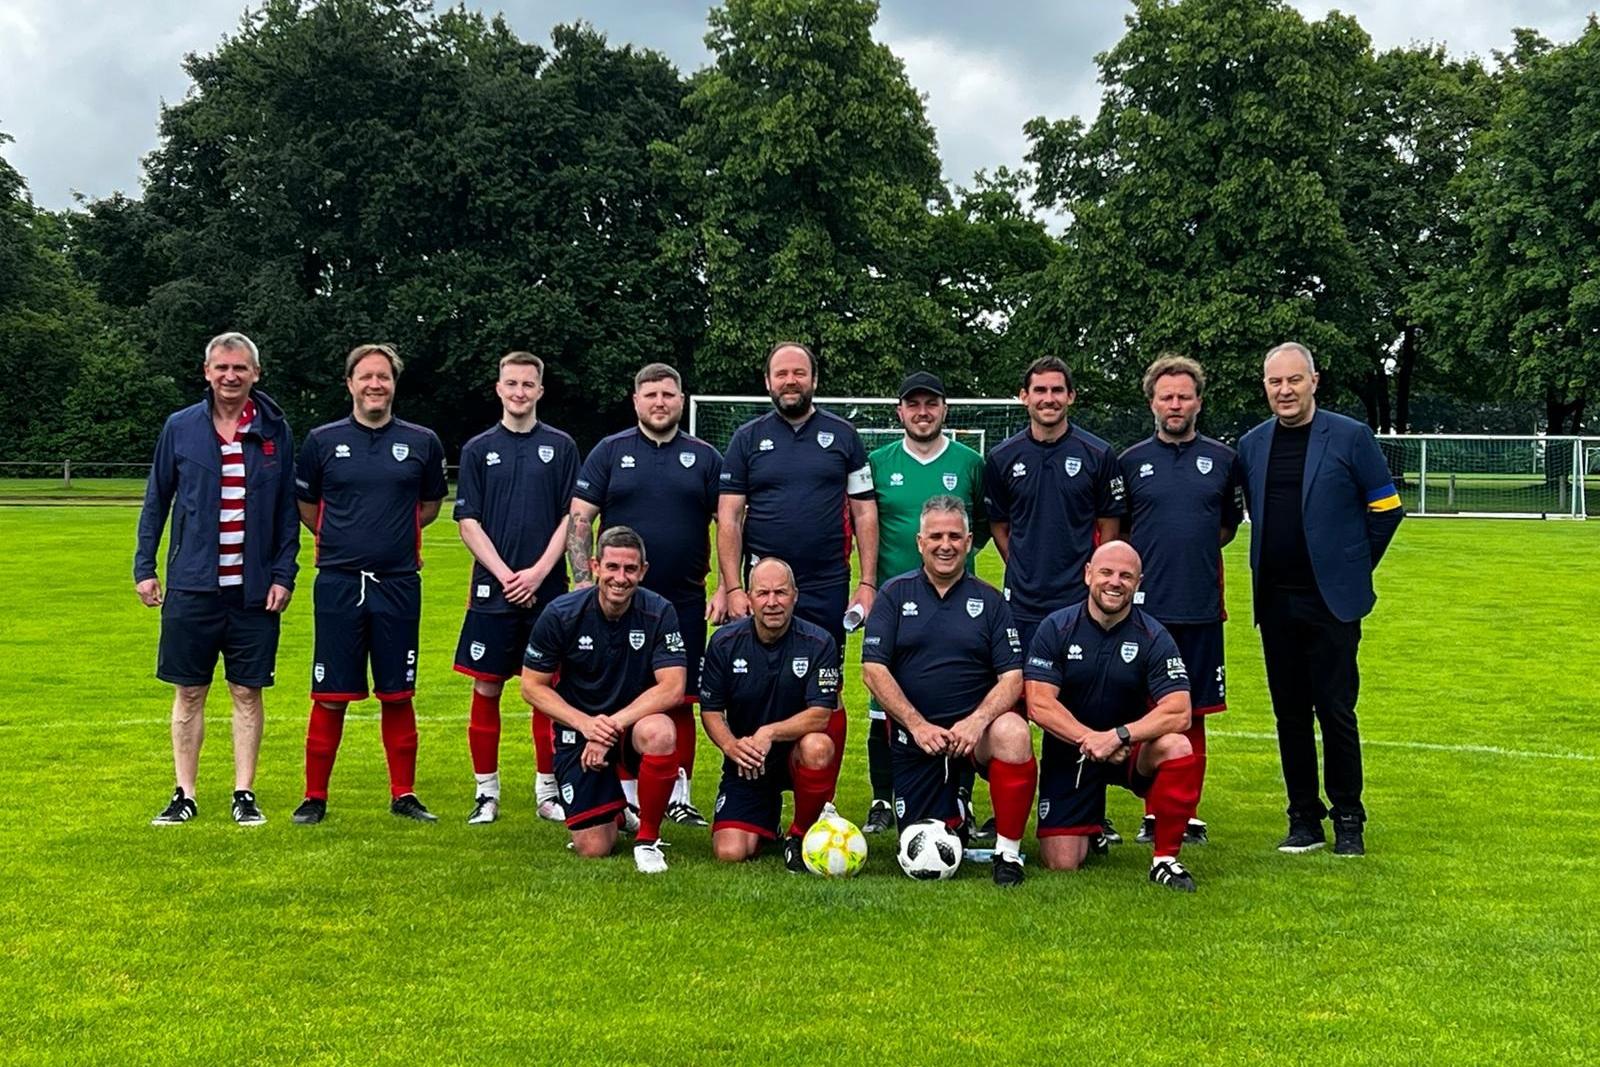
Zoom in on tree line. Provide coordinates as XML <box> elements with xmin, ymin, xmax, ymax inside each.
<box><xmin>2</xmin><ymin>0</ymin><xmax>1596</xmax><ymax>463</ymax></box>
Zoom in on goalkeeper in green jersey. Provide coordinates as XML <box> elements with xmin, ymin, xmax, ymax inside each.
<box><xmin>862</xmin><ymin>371</ymin><xmax>991</xmax><ymax>838</ymax></box>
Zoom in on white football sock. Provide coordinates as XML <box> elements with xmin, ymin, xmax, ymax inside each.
<box><xmin>535</xmin><ymin>772</ymin><xmax>557</xmax><ymax>802</ymax></box>
<box><xmin>1152</xmin><ymin>854</ymin><xmax>1178</xmax><ymax>868</ymax></box>
<box><xmin>670</xmin><ymin>767</ymin><xmax>690</xmax><ymax>805</ymax></box>
<box><xmin>474</xmin><ymin>772</ymin><xmax>500</xmax><ymax>800</ymax></box>
<box><xmin>996</xmin><ymin>835</ymin><xmax>1022</xmax><ymax>858</ymax></box>
<box><xmin>621</xmin><ymin>777</ymin><xmax>639</xmax><ymax>807</ymax></box>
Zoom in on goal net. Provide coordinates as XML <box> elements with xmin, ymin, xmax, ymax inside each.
<box><xmin>1375</xmin><ymin>435</ymin><xmax>1590</xmax><ymax>518</ymax></box>
<box><xmin>689</xmin><ymin>396</ymin><xmax>1027</xmax><ymax>456</ymax></box>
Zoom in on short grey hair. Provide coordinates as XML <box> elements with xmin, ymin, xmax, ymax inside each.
<box><xmin>920</xmin><ymin>494</ymin><xmax>971</xmax><ymax>534</ymax></box>
<box><xmin>1264</xmin><ymin>341</ymin><xmax>1316</xmax><ymax>375</ymax></box>
<box><xmin>205</xmin><ymin>332</ymin><xmax>260</xmax><ymax>369</ymax></box>
<box><xmin>747</xmin><ymin>556</ymin><xmax>797</xmax><ymax>592</ymax></box>
<box><xmin>596</xmin><ymin>525</ymin><xmax>647</xmax><ymax>565</ymax></box>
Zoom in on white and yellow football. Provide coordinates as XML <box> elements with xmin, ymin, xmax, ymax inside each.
<box><xmin>801</xmin><ymin>803</ymin><xmax>868</xmax><ymax>877</ymax></box>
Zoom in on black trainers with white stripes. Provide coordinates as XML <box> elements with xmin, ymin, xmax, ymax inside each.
<box><xmin>390</xmin><ymin>793</ymin><xmax>439</xmax><ymax>822</ymax></box>
<box><xmin>231</xmin><ymin>790</ymin><xmax>266</xmax><ymax>826</ymax></box>
<box><xmin>1101</xmin><ymin>816</ymin><xmax>1123</xmax><ymax>845</ymax></box>
<box><xmin>783</xmin><ymin>835</ymin><xmax>807</xmax><ymax>874</ymax></box>
<box><xmin>151</xmin><ymin>787</ymin><xmax>196</xmax><ymax>826</ymax></box>
<box><xmin>1136</xmin><ymin>814</ymin><xmax>1156</xmax><ymax>844</ymax></box>
<box><xmin>1149</xmin><ymin>859</ymin><xmax>1197</xmax><ymax>892</ymax></box>
<box><xmin>666</xmin><ymin>800</ymin><xmax>708</xmax><ymax>827</ymax></box>
<box><xmin>863</xmin><ymin>800</ymin><xmax>894</xmax><ymax>835</ymax></box>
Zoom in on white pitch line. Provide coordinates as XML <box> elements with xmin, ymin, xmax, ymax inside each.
<box><xmin>1209</xmin><ymin>728</ymin><xmax>1597</xmax><ymax>764</ymax></box>
<box><xmin>0</xmin><ymin>712</ymin><xmax>471</xmax><ymax>731</ymax></box>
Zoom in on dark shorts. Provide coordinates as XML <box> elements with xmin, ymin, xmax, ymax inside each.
<box><xmin>710</xmin><ymin>742</ymin><xmax>798</xmax><ymax>839</ymax></box>
<box><xmin>1036</xmin><ymin>735</ymin><xmax>1155</xmax><ymax>836</ymax></box>
<box><xmin>1013</xmin><ymin>615</ymin><xmax>1044</xmax><ymax>664</ymax></box>
<box><xmin>887</xmin><ymin>720</ymin><xmax>990</xmax><ymax>830</ymax></box>
<box><xmin>311</xmin><ymin>570</ymin><xmax>421</xmax><ymax>702</ymax></box>
<box><xmin>453</xmin><ymin>608</ymin><xmax>539</xmax><ymax>683</ymax></box>
<box><xmin>671</xmin><ymin>596</ymin><xmax>708</xmax><ymax>697</ymax></box>
<box><xmin>792</xmin><ymin>579</ymin><xmax>849</xmax><ymax>661</ymax></box>
<box><xmin>157</xmin><ymin>587</ymin><xmax>281</xmax><ymax>688</ymax></box>
<box><xmin>552</xmin><ymin>723</ymin><xmax>645</xmax><ymax>830</ymax></box>
<box><xmin>1166</xmin><ymin>621</ymin><xmax>1226</xmax><ymax>714</ymax></box>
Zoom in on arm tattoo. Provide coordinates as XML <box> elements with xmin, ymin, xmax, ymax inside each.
<box><xmin>566</xmin><ymin>513</ymin><xmax>592</xmax><ymax>579</ymax></box>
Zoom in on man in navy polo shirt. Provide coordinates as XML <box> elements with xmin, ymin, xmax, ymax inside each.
<box><xmin>1118</xmin><ymin>354</ymin><xmax>1245</xmax><ymax>847</ymax></box>
<box><xmin>569</xmin><ymin>362</ymin><xmax>722</xmax><ymax>827</ymax></box>
<box><xmin>453</xmin><ymin>351</ymin><xmax>579</xmax><ymax>826</ymax></box>
<box><xmin>522</xmin><ymin>527</ymin><xmax>687</xmax><ymax>874</ymax></box>
<box><xmin>1024</xmin><ymin>541</ymin><xmax>1203</xmax><ymax>892</ymax></box>
<box><xmin>137</xmin><ymin>331</ymin><xmax>298</xmax><ymax>827</ymax></box>
<box><xmin>717</xmin><ymin>341</ymin><xmax>879</xmax><ymax>803</ymax></box>
<box><xmin>862</xmin><ymin>496</ymin><xmax>1036</xmax><ymax>887</ymax></box>
<box><xmin>701</xmin><ymin>558</ymin><xmax>840</xmax><ymax>872</ymax></box>
<box><xmin>291</xmin><ymin>343</ymin><xmax>448</xmax><ymax>825</ymax></box>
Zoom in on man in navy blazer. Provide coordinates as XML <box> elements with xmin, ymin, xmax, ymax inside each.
<box><xmin>135</xmin><ymin>332</ymin><xmax>299</xmax><ymax>827</ymax></box>
<box><xmin>1237</xmin><ymin>342</ymin><xmax>1403</xmax><ymax>857</ymax></box>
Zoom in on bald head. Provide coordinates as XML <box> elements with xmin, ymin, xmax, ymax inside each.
<box><xmin>1084</xmin><ymin>539</ymin><xmax>1142</xmax><ymax>621</ymax></box>
<box><xmin>1090</xmin><ymin>539</ymin><xmax>1141</xmax><ymax>576</ymax></box>
<box><xmin>748</xmin><ymin>556</ymin><xmax>799</xmax><ymax>640</ymax></box>
<box><xmin>748</xmin><ymin>557</ymin><xmax>796</xmax><ymax>593</ymax></box>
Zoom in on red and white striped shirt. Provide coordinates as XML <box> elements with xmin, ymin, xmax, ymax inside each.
<box><xmin>218</xmin><ymin>399</ymin><xmax>255</xmax><ymax>587</ymax></box>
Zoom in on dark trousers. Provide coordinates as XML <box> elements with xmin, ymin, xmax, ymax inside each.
<box><xmin>1258</xmin><ymin>585</ymin><xmax>1365</xmax><ymax>822</ymax></box>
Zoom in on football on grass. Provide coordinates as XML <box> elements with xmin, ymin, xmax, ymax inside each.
<box><xmin>897</xmin><ymin>819</ymin><xmax>963</xmax><ymax>880</ymax></box>
<box><xmin>801</xmin><ymin>804</ymin><xmax>867</xmax><ymax>877</ymax></box>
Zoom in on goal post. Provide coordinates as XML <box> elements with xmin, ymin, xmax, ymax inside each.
<box><xmin>688</xmin><ymin>396</ymin><xmax>1026</xmax><ymax>456</ymax></box>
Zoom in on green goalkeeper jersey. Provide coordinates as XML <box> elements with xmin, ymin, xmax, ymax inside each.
<box><xmin>868</xmin><ymin>436</ymin><xmax>989</xmax><ymax>583</ymax></box>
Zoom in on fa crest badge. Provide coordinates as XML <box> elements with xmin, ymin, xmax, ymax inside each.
<box><xmin>816</xmin><ymin>432</ymin><xmax>835</xmax><ymax>448</ymax></box>
<box><xmin>1196</xmin><ymin>456</ymin><xmax>1213</xmax><ymax>474</ymax></box>
<box><xmin>629</xmin><ymin>630</ymin><xmax>646</xmax><ymax>651</ymax></box>
<box><xmin>538</xmin><ymin>445</ymin><xmax>555</xmax><ymax>463</ymax></box>
<box><xmin>1064</xmin><ymin>456</ymin><xmax>1082</xmax><ymax>477</ymax></box>
<box><xmin>1120</xmin><ymin>641</ymin><xmax>1139</xmax><ymax>663</ymax></box>
<box><xmin>391</xmin><ymin>443</ymin><xmax>410</xmax><ymax>462</ymax></box>
<box><xmin>791</xmin><ymin>657</ymin><xmax>810</xmax><ymax>678</ymax></box>
<box><xmin>965</xmin><ymin>598</ymin><xmax>984</xmax><ymax>618</ymax></box>
<box><xmin>942</xmin><ymin>473</ymin><xmax>958</xmax><ymax>491</ymax></box>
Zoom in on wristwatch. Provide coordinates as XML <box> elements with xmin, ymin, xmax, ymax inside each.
<box><xmin>1114</xmin><ymin>725</ymin><xmax>1132</xmax><ymax>747</ymax></box>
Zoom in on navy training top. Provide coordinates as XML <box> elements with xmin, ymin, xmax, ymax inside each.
<box><xmin>523</xmin><ymin>586</ymin><xmax>686</xmax><ymax>717</ymax></box>
<box><xmin>698</xmin><ymin>616</ymin><xmax>840</xmax><ymax>737</ymax></box>
<box><xmin>1023</xmin><ymin>603</ymin><xmax>1189</xmax><ymax>734</ymax></box>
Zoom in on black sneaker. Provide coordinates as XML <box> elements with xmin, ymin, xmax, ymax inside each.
<box><xmin>992</xmin><ymin>852</ymin><xmax>1025</xmax><ymax>887</ymax></box>
<box><xmin>1149</xmin><ymin>858</ymin><xmax>1197</xmax><ymax>892</ymax></box>
<box><xmin>151</xmin><ymin>787</ymin><xmax>196</xmax><ymax>826</ymax></box>
<box><xmin>1090</xmin><ymin>832</ymin><xmax>1110</xmax><ymax>856</ymax></box>
<box><xmin>292</xmin><ymin>797</ymin><xmax>327</xmax><ymax>824</ymax></box>
<box><xmin>863</xmin><ymin>799</ymin><xmax>894</xmax><ymax>835</ymax></box>
<box><xmin>666</xmin><ymin>800</ymin><xmax>708</xmax><ymax>827</ymax></box>
<box><xmin>1135</xmin><ymin>814</ymin><xmax>1155</xmax><ymax>844</ymax></box>
<box><xmin>1101</xmin><ymin>816</ymin><xmax>1123</xmax><ymax>845</ymax></box>
<box><xmin>970</xmin><ymin>816</ymin><xmax>997</xmax><ymax>846</ymax></box>
<box><xmin>1332</xmin><ymin>815</ymin><xmax>1365</xmax><ymax>856</ymax></box>
<box><xmin>1277</xmin><ymin>818</ymin><xmax>1326</xmax><ymax>853</ymax></box>
<box><xmin>782</xmin><ymin>834</ymin><xmax>807</xmax><ymax>874</ymax></box>
<box><xmin>390</xmin><ymin>793</ymin><xmax>439</xmax><ymax>822</ymax></box>
<box><xmin>231</xmin><ymin>790</ymin><xmax>266</xmax><ymax>826</ymax></box>
<box><xmin>1184</xmin><ymin>819</ymin><xmax>1209</xmax><ymax>845</ymax></box>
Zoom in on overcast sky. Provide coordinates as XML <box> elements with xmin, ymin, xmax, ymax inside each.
<box><xmin>2</xmin><ymin>1</ymin><xmax>1596</xmax><ymax>211</ymax></box>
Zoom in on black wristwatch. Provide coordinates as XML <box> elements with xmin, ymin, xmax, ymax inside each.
<box><xmin>1114</xmin><ymin>725</ymin><xmax>1132</xmax><ymax>747</ymax></box>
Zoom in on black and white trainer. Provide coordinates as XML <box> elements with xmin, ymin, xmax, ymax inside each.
<box><xmin>1184</xmin><ymin>819</ymin><xmax>1209</xmax><ymax>845</ymax></box>
<box><xmin>1149</xmin><ymin>858</ymin><xmax>1197</xmax><ymax>892</ymax></box>
<box><xmin>666</xmin><ymin>800</ymin><xmax>708</xmax><ymax>827</ymax></box>
<box><xmin>390</xmin><ymin>793</ymin><xmax>439</xmax><ymax>822</ymax></box>
<box><xmin>1135</xmin><ymin>814</ymin><xmax>1156</xmax><ymax>844</ymax></box>
<box><xmin>970</xmin><ymin>816</ymin><xmax>997</xmax><ymax>846</ymax></box>
<box><xmin>1278</xmin><ymin>818</ymin><xmax>1326</xmax><ymax>853</ymax></box>
<box><xmin>782</xmin><ymin>834</ymin><xmax>807</xmax><ymax>874</ymax></box>
<box><xmin>292</xmin><ymin>797</ymin><xmax>327</xmax><ymax>825</ymax></box>
<box><xmin>863</xmin><ymin>799</ymin><xmax>894</xmax><ymax>835</ymax></box>
<box><xmin>1332</xmin><ymin>814</ymin><xmax>1365</xmax><ymax>857</ymax></box>
<box><xmin>467</xmin><ymin>795</ymin><xmax>499</xmax><ymax>825</ymax></box>
<box><xmin>992</xmin><ymin>852</ymin><xmax>1025</xmax><ymax>888</ymax></box>
<box><xmin>1101</xmin><ymin>816</ymin><xmax>1123</xmax><ymax>845</ymax></box>
<box><xmin>231</xmin><ymin>790</ymin><xmax>266</xmax><ymax>826</ymax></box>
<box><xmin>151</xmin><ymin>787</ymin><xmax>197</xmax><ymax>826</ymax></box>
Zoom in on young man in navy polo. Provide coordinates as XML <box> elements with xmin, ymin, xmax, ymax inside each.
<box><xmin>717</xmin><ymin>341</ymin><xmax>879</xmax><ymax>806</ymax></box>
<box><xmin>453</xmin><ymin>351</ymin><xmax>579</xmax><ymax>825</ymax></box>
<box><xmin>1024</xmin><ymin>542</ymin><xmax>1203</xmax><ymax>891</ymax></box>
<box><xmin>862</xmin><ymin>496</ymin><xmax>1036</xmax><ymax>887</ymax></box>
<box><xmin>569</xmin><ymin>362</ymin><xmax>723</xmax><ymax>827</ymax></box>
<box><xmin>700</xmin><ymin>558</ymin><xmax>840</xmax><ymax>872</ymax></box>
<box><xmin>291</xmin><ymin>343</ymin><xmax>448</xmax><ymax>825</ymax></box>
<box><xmin>1118</xmin><ymin>354</ymin><xmax>1245</xmax><ymax>846</ymax></box>
<box><xmin>522</xmin><ymin>526</ymin><xmax>687</xmax><ymax>874</ymax></box>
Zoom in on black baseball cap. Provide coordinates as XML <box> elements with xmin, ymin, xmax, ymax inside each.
<box><xmin>898</xmin><ymin>371</ymin><xmax>946</xmax><ymax>399</ymax></box>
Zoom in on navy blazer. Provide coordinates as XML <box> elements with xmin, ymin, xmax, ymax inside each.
<box><xmin>135</xmin><ymin>388</ymin><xmax>300</xmax><ymax>607</ymax></box>
<box><xmin>1237</xmin><ymin>409</ymin><xmax>1403</xmax><ymax>623</ymax></box>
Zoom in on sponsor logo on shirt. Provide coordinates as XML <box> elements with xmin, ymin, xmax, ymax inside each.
<box><xmin>901</xmin><ymin>601</ymin><xmax>919</xmax><ymax>616</ymax></box>
<box><xmin>863</xmin><ymin>636</ymin><xmax>881</xmax><ymax>647</ymax></box>
<box><xmin>562</xmin><ymin>730</ymin><xmax>577</xmax><ymax>745</ymax></box>
<box><xmin>469</xmin><ymin>641</ymin><xmax>486</xmax><ymax>661</ymax></box>
<box><xmin>1011</xmin><ymin>461</ymin><xmax>1027</xmax><ymax>478</ymax></box>
<box><xmin>942</xmin><ymin>473</ymin><xmax>958</xmax><ymax>491</ymax></box>
<box><xmin>791</xmin><ymin>657</ymin><xmax>810</xmax><ymax>678</ymax></box>
<box><xmin>1196</xmin><ymin>456</ymin><xmax>1213</xmax><ymax>475</ymax></box>
<box><xmin>665</xmin><ymin>631</ymin><xmax>684</xmax><ymax>653</ymax></box>
<box><xmin>1067</xmin><ymin>644</ymin><xmax>1083</xmax><ymax>660</ymax></box>
<box><xmin>720</xmin><ymin>471</ymin><xmax>732</xmax><ymax>481</ymax></box>
<box><xmin>629</xmin><ymin>629</ymin><xmax>646</xmax><ymax>651</ymax></box>
<box><xmin>889</xmin><ymin>472</ymin><xmax>904</xmax><ymax>487</ymax></box>
<box><xmin>1110</xmin><ymin>475</ymin><xmax>1126</xmax><ymax>501</ymax></box>
<box><xmin>1064</xmin><ymin>456</ymin><xmax>1082</xmax><ymax>477</ymax></box>
<box><xmin>1006</xmin><ymin>627</ymin><xmax>1021</xmax><ymax>652</ymax></box>
<box><xmin>818</xmin><ymin>667</ymin><xmax>840</xmax><ymax>689</ymax></box>
<box><xmin>758</xmin><ymin>438</ymin><xmax>774</xmax><ymax>451</ymax></box>
<box><xmin>816</xmin><ymin>432</ymin><xmax>834</xmax><ymax>448</ymax></box>
<box><xmin>391</xmin><ymin>443</ymin><xmax>410</xmax><ymax>462</ymax></box>
<box><xmin>1166</xmin><ymin>656</ymin><xmax>1188</xmax><ymax>679</ymax></box>
<box><xmin>966</xmin><ymin>598</ymin><xmax>984</xmax><ymax>618</ymax></box>
<box><xmin>578</xmin><ymin>636</ymin><xmax>594</xmax><ymax>651</ymax></box>
<box><xmin>733</xmin><ymin>657</ymin><xmax>749</xmax><ymax>674</ymax></box>
<box><xmin>476</xmin><ymin>584</ymin><xmax>491</xmax><ymax>599</ymax></box>
<box><xmin>1003</xmin><ymin>587</ymin><xmax>1011</xmax><ymax>601</ymax></box>
<box><xmin>486</xmin><ymin>451</ymin><xmax>501</xmax><ymax>466</ymax></box>
<box><xmin>576</xmin><ymin>479</ymin><xmax>590</xmax><ymax>490</ymax></box>
<box><xmin>1121</xmin><ymin>641</ymin><xmax>1139</xmax><ymax>663</ymax></box>
<box><xmin>1139</xmin><ymin>462</ymin><xmax>1154</xmax><ymax>478</ymax></box>
<box><xmin>1133</xmin><ymin>591</ymin><xmax>1145</xmax><ymax>604</ymax></box>
<box><xmin>679</xmin><ymin>452</ymin><xmax>696</xmax><ymax>469</ymax></box>
<box><xmin>538</xmin><ymin>445</ymin><xmax>555</xmax><ymax>464</ymax></box>
<box><xmin>621</xmin><ymin>455</ymin><xmax>636</xmax><ymax>469</ymax></box>
<box><xmin>1028</xmin><ymin>656</ymin><xmax>1054</xmax><ymax>670</ymax></box>
<box><xmin>334</xmin><ymin>444</ymin><xmax>351</xmax><ymax>459</ymax></box>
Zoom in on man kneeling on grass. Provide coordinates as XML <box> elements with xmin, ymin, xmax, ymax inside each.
<box><xmin>699</xmin><ymin>558</ymin><xmax>840</xmax><ymax>871</ymax></box>
<box><xmin>521</xmin><ymin>526</ymin><xmax>686</xmax><ymax>874</ymax></box>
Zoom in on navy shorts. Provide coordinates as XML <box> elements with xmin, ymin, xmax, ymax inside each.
<box><xmin>710</xmin><ymin>742</ymin><xmax>798</xmax><ymax>839</ymax></box>
<box><xmin>671</xmin><ymin>596</ymin><xmax>707</xmax><ymax>697</ymax></box>
<box><xmin>310</xmin><ymin>570</ymin><xmax>421</xmax><ymax>702</ymax></box>
<box><xmin>1166</xmin><ymin>622</ymin><xmax>1225</xmax><ymax>714</ymax></box>
<box><xmin>886</xmin><ymin>720</ymin><xmax>991</xmax><ymax>830</ymax></box>
<box><xmin>454</xmin><ymin>608</ymin><xmax>539</xmax><ymax>683</ymax></box>
<box><xmin>1035</xmin><ymin>735</ymin><xmax>1155</xmax><ymax>837</ymax></box>
<box><xmin>792</xmin><ymin>579</ymin><xmax>848</xmax><ymax>658</ymax></box>
<box><xmin>552</xmin><ymin>723</ymin><xmax>645</xmax><ymax>830</ymax></box>
<box><xmin>157</xmin><ymin>587</ymin><xmax>281</xmax><ymax>688</ymax></box>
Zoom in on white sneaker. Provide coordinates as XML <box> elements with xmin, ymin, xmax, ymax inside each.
<box><xmin>467</xmin><ymin>795</ymin><xmax>499</xmax><ymax>825</ymax></box>
<box><xmin>634</xmin><ymin>840</ymin><xmax>668</xmax><ymax>874</ymax></box>
<box><xmin>536</xmin><ymin>797</ymin><xmax>565</xmax><ymax>822</ymax></box>
<box><xmin>618</xmin><ymin>805</ymin><xmax>640</xmax><ymax>835</ymax></box>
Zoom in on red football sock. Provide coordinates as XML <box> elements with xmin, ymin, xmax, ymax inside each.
<box><xmin>468</xmin><ymin>690</ymin><xmax>501</xmax><ymax>776</ymax></box>
<box><xmin>1148</xmin><ymin>752</ymin><xmax>1203</xmax><ymax>858</ymax></box>
<box><xmin>304</xmin><ymin>702</ymin><xmax>346</xmax><ymax>800</ymax></box>
<box><xmin>380</xmin><ymin>699</ymin><xmax>419</xmax><ymax>799</ymax></box>
<box><xmin>987</xmin><ymin>755</ymin><xmax>1038</xmax><ymax>843</ymax></box>
<box><xmin>634</xmin><ymin>753</ymin><xmax>677</xmax><ymax>845</ymax></box>
<box><xmin>669</xmin><ymin>702</ymin><xmax>697</xmax><ymax>780</ymax></box>
<box><xmin>788</xmin><ymin>761</ymin><xmax>836</xmax><ymax>837</ymax></box>
<box><xmin>1146</xmin><ymin>721</ymin><xmax>1208</xmax><ymax>818</ymax></box>
<box><xmin>531</xmin><ymin>710</ymin><xmax>555</xmax><ymax>776</ymax></box>
<box><xmin>823</xmin><ymin>705</ymin><xmax>848</xmax><ymax>779</ymax></box>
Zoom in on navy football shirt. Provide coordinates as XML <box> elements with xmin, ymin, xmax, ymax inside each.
<box><xmin>699</xmin><ymin>616</ymin><xmax>840</xmax><ymax>737</ymax></box>
<box><xmin>984</xmin><ymin>424</ymin><xmax>1124</xmax><ymax>621</ymax></box>
<box><xmin>1118</xmin><ymin>435</ymin><xmax>1245</xmax><ymax>624</ymax></box>
<box><xmin>720</xmin><ymin>407</ymin><xmax>875</xmax><ymax>587</ymax></box>
<box><xmin>1023</xmin><ymin>603</ymin><xmax>1189</xmax><ymax>732</ymax></box>
<box><xmin>295</xmin><ymin>416</ymin><xmax>448</xmax><ymax>574</ymax></box>
<box><xmin>862</xmin><ymin>570</ymin><xmax>1022</xmax><ymax>725</ymax></box>
<box><xmin>523</xmin><ymin>586</ymin><xmax>686</xmax><ymax>715</ymax></box>
<box><xmin>454</xmin><ymin>421</ymin><xmax>578</xmax><ymax>614</ymax></box>
<box><xmin>574</xmin><ymin>427</ymin><xmax>722</xmax><ymax>603</ymax></box>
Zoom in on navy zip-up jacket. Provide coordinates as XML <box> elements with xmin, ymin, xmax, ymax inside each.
<box><xmin>134</xmin><ymin>388</ymin><xmax>300</xmax><ymax>607</ymax></box>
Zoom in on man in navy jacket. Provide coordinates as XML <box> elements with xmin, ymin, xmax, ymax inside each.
<box><xmin>1238</xmin><ymin>342</ymin><xmax>1403</xmax><ymax>857</ymax></box>
<box><xmin>135</xmin><ymin>332</ymin><xmax>299</xmax><ymax>827</ymax></box>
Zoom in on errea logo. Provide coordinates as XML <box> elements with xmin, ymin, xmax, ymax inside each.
<box><xmin>758</xmin><ymin>438</ymin><xmax>774</xmax><ymax>451</ymax></box>
<box><xmin>334</xmin><ymin>444</ymin><xmax>351</xmax><ymax>459</ymax></box>
<box><xmin>733</xmin><ymin>657</ymin><xmax>749</xmax><ymax>674</ymax></box>
<box><xmin>1011</xmin><ymin>461</ymin><xmax>1027</xmax><ymax>478</ymax></box>
<box><xmin>485</xmin><ymin>451</ymin><xmax>501</xmax><ymax>466</ymax></box>
<box><xmin>577</xmin><ymin>636</ymin><xmax>594</xmax><ymax>651</ymax></box>
<box><xmin>901</xmin><ymin>601</ymin><xmax>919</xmax><ymax>617</ymax></box>
<box><xmin>621</xmin><ymin>455</ymin><xmax>636</xmax><ymax>469</ymax></box>
<box><xmin>1067</xmin><ymin>644</ymin><xmax>1084</xmax><ymax>660</ymax></box>
<box><xmin>1139</xmin><ymin>462</ymin><xmax>1154</xmax><ymax>478</ymax></box>
<box><xmin>889</xmin><ymin>473</ymin><xmax>904</xmax><ymax>487</ymax></box>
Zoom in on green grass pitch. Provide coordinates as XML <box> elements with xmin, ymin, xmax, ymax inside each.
<box><xmin>2</xmin><ymin>506</ymin><xmax>1597</xmax><ymax>1064</ymax></box>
